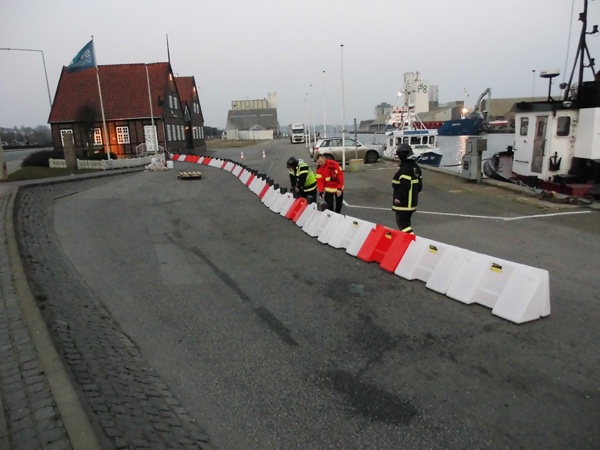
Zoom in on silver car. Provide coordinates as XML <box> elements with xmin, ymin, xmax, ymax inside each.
<box><xmin>309</xmin><ymin>137</ymin><xmax>382</xmax><ymax>163</ymax></box>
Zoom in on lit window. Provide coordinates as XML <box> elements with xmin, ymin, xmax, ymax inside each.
<box><xmin>116</xmin><ymin>126</ymin><xmax>130</xmax><ymax>144</ymax></box>
<box><xmin>93</xmin><ymin>128</ymin><xmax>102</xmax><ymax>145</ymax></box>
<box><xmin>174</xmin><ymin>97</ymin><xmax>178</xmax><ymax>109</ymax></box>
<box><xmin>520</xmin><ymin>118</ymin><xmax>529</xmax><ymax>136</ymax></box>
<box><xmin>60</xmin><ymin>129</ymin><xmax>73</xmax><ymax>146</ymax></box>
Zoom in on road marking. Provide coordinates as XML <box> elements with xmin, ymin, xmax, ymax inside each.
<box><xmin>342</xmin><ymin>200</ymin><xmax>592</xmax><ymax>221</ymax></box>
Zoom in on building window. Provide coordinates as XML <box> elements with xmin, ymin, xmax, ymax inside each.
<box><xmin>166</xmin><ymin>125</ymin><xmax>172</xmax><ymax>141</ymax></box>
<box><xmin>174</xmin><ymin>97</ymin><xmax>178</xmax><ymax>109</ymax></box>
<box><xmin>116</xmin><ymin>126</ymin><xmax>130</xmax><ymax>144</ymax></box>
<box><xmin>169</xmin><ymin>96</ymin><xmax>173</xmax><ymax>109</ymax></box>
<box><xmin>519</xmin><ymin>118</ymin><xmax>529</xmax><ymax>136</ymax></box>
<box><xmin>556</xmin><ymin>116</ymin><xmax>570</xmax><ymax>137</ymax></box>
<box><xmin>93</xmin><ymin>128</ymin><xmax>102</xmax><ymax>144</ymax></box>
<box><xmin>60</xmin><ymin>129</ymin><xmax>73</xmax><ymax>146</ymax></box>
<box><xmin>200</xmin><ymin>127</ymin><xmax>204</xmax><ymax>139</ymax></box>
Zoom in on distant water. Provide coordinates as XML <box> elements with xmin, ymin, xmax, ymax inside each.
<box><xmin>357</xmin><ymin>132</ymin><xmax>514</xmax><ymax>172</ymax></box>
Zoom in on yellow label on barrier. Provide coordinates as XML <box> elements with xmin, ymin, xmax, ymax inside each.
<box><xmin>352</xmin><ymin>221</ymin><xmax>358</xmax><ymax>227</ymax></box>
<box><xmin>385</xmin><ymin>232</ymin><xmax>392</xmax><ymax>239</ymax></box>
<box><xmin>428</xmin><ymin>245</ymin><xmax>438</xmax><ymax>254</ymax></box>
<box><xmin>491</xmin><ymin>263</ymin><xmax>503</xmax><ymax>273</ymax></box>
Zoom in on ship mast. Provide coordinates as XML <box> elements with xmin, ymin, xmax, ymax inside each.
<box><xmin>565</xmin><ymin>0</ymin><xmax>598</xmax><ymax>100</ymax></box>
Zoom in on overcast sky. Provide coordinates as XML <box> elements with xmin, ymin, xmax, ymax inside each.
<box><xmin>1</xmin><ymin>0</ymin><xmax>598</xmax><ymax>129</ymax></box>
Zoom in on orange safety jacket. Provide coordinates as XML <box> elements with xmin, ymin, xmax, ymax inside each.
<box><xmin>316</xmin><ymin>159</ymin><xmax>344</xmax><ymax>193</ymax></box>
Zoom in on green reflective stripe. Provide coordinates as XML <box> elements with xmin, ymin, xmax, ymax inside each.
<box><xmin>399</xmin><ymin>175</ymin><xmax>412</xmax><ymax>181</ymax></box>
<box><xmin>392</xmin><ymin>179</ymin><xmax>401</xmax><ymax>184</ymax></box>
<box><xmin>392</xmin><ymin>205</ymin><xmax>417</xmax><ymax>211</ymax></box>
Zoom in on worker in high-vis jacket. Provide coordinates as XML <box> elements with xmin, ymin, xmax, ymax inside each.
<box><xmin>315</xmin><ymin>153</ymin><xmax>345</xmax><ymax>213</ymax></box>
<box><xmin>287</xmin><ymin>157</ymin><xmax>317</xmax><ymax>203</ymax></box>
<box><xmin>392</xmin><ymin>143</ymin><xmax>423</xmax><ymax>234</ymax></box>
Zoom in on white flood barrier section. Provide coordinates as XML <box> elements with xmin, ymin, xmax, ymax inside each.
<box><xmin>223</xmin><ymin>161</ymin><xmax>235</xmax><ymax>172</ymax></box>
<box><xmin>328</xmin><ymin>216</ymin><xmax>376</xmax><ymax>251</ymax></box>
<box><xmin>296</xmin><ymin>203</ymin><xmax>318</xmax><ymax>228</ymax></box>
<box><xmin>197</xmin><ymin>157</ymin><xmax>205</xmax><ymax>164</ymax></box>
<box><xmin>261</xmin><ymin>187</ymin><xmax>279</xmax><ymax>208</ymax></box>
<box><xmin>231</xmin><ymin>165</ymin><xmax>243</xmax><ymax>177</ymax></box>
<box><xmin>249</xmin><ymin>177</ymin><xmax>265</xmax><ymax>195</ymax></box>
<box><xmin>445</xmin><ymin>253</ymin><xmax>551</xmax><ymax>324</ymax></box>
<box><xmin>265</xmin><ymin>190</ymin><xmax>283</xmax><ymax>211</ymax></box>
<box><xmin>316</xmin><ymin>212</ymin><xmax>345</xmax><ymax>244</ymax></box>
<box><xmin>302</xmin><ymin>209</ymin><xmax>325</xmax><ymax>237</ymax></box>
<box><xmin>271</xmin><ymin>192</ymin><xmax>293</xmax><ymax>214</ymax></box>
<box><xmin>396</xmin><ymin>237</ymin><xmax>471</xmax><ymax>294</ymax></box>
<box><xmin>209</xmin><ymin>158</ymin><xmax>222</xmax><ymax>168</ymax></box>
<box><xmin>239</xmin><ymin>169</ymin><xmax>251</xmax><ymax>185</ymax></box>
<box><xmin>278</xmin><ymin>193</ymin><xmax>297</xmax><ymax>216</ymax></box>
<box><xmin>426</xmin><ymin>247</ymin><xmax>473</xmax><ymax>295</ymax></box>
<box><xmin>345</xmin><ymin>221</ymin><xmax>379</xmax><ymax>257</ymax></box>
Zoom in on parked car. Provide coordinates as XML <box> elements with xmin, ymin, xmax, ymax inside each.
<box><xmin>309</xmin><ymin>137</ymin><xmax>382</xmax><ymax>163</ymax></box>
<box><xmin>1</xmin><ymin>141</ymin><xmax>8</xmax><ymax>148</ymax></box>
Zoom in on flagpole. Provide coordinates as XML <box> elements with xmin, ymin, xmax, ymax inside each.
<box><xmin>145</xmin><ymin>64</ymin><xmax>157</xmax><ymax>154</ymax></box>
<box><xmin>91</xmin><ymin>36</ymin><xmax>111</xmax><ymax>160</ymax></box>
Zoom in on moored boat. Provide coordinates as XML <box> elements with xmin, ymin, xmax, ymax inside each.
<box><xmin>485</xmin><ymin>0</ymin><xmax>600</xmax><ymax>199</ymax></box>
<box><xmin>438</xmin><ymin>88</ymin><xmax>491</xmax><ymax>136</ymax></box>
<box><xmin>437</xmin><ymin>117</ymin><xmax>484</xmax><ymax>136</ymax></box>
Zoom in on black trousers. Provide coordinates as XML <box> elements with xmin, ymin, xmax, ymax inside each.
<box><xmin>324</xmin><ymin>191</ymin><xmax>344</xmax><ymax>213</ymax></box>
<box><xmin>395</xmin><ymin>210</ymin><xmax>415</xmax><ymax>234</ymax></box>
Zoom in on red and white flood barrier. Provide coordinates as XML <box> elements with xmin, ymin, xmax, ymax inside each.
<box><xmin>170</xmin><ymin>154</ymin><xmax>551</xmax><ymax>324</ymax></box>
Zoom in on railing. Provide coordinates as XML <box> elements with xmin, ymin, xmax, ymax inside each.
<box><xmin>49</xmin><ymin>155</ymin><xmax>162</xmax><ymax>171</ymax></box>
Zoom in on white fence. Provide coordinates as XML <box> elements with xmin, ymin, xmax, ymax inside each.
<box><xmin>49</xmin><ymin>155</ymin><xmax>159</xmax><ymax>171</ymax></box>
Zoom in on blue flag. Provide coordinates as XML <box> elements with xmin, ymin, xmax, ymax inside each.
<box><xmin>67</xmin><ymin>40</ymin><xmax>95</xmax><ymax>73</ymax></box>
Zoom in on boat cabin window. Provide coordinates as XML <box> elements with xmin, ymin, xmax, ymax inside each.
<box><xmin>410</xmin><ymin>136</ymin><xmax>421</xmax><ymax>146</ymax></box>
<box><xmin>556</xmin><ymin>116</ymin><xmax>570</xmax><ymax>137</ymax></box>
<box><xmin>429</xmin><ymin>136</ymin><xmax>435</xmax><ymax>145</ymax></box>
<box><xmin>519</xmin><ymin>118</ymin><xmax>529</xmax><ymax>136</ymax></box>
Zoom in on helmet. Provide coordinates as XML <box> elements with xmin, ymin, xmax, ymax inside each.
<box><xmin>396</xmin><ymin>143</ymin><xmax>413</xmax><ymax>159</ymax></box>
<box><xmin>286</xmin><ymin>156</ymin><xmax>299</xmax><ymax>168</ymax></box>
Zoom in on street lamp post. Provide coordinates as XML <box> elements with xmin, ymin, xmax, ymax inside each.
<box><xmin>341</xmin><ymin>44</ymin><xmax>346</xmax><ymax>169</ymax></box>
<box><xmin>322</xmin><ymin>70</ymin><xmax>327</xmax><ymax>138</ymax></box>
<box><xmin>0</xmin><ymin>47</ymin><xmax>53</xmax><ymax>107</ymax></box>
<box><xmin>310</xmin><ymin>84</ymin><xmax>316</xmax><ymax>143</ymax></box>
<box><xmin>532</xmin><ymin>69</ymin><xmax>536</xmax><ymax>100</ymax></box>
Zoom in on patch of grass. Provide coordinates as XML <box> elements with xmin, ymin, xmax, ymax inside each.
<box><xmin>205</xmin><ymin>139</ymin><xmax>258</xmax><ymax>150</ymax></box>
<box><xmin>6</xmin><ymin>166</ymin><xmax>100</xmax><ymax>182</ymax></box>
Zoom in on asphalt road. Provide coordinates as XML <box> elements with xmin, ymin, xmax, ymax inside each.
<box><xmin>17</xmin><ymin>139</ymin><xmax>600</xmax><ymax>449</ymax></box>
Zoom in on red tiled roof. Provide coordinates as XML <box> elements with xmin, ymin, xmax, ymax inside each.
<box><xmin>49</xmin><ymin>63</ymin><xmax>172</xmax><ymax>123</ymax></box>
<box><xmin>174</xmin><ymin>76</ymin><xmax>195</xmax><ymax>106</ymax></box>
